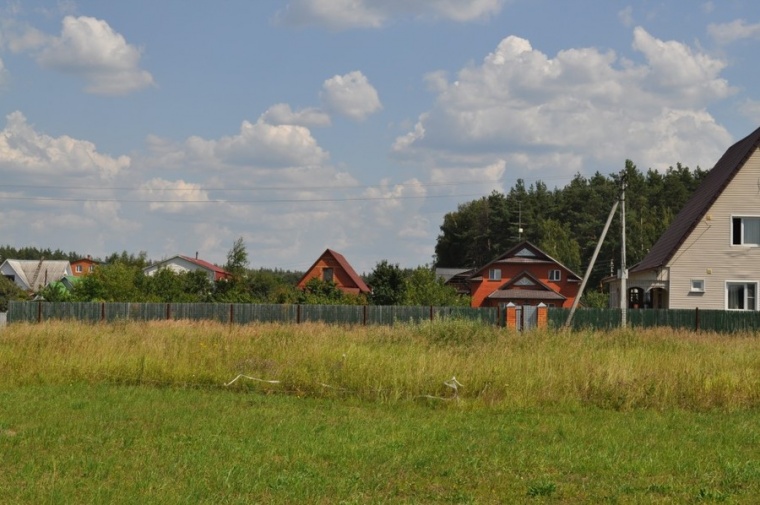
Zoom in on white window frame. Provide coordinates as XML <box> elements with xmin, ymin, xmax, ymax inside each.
<box><xmin>690</xmin><ymin>279</ymin><xmax>705</xmax><ymax>293</ymax></box>
<box><xmin>725</xmin><ymin>281</ymin><xmax>758</xmax><ymax>311</ymax></box>
<box><xmin>488</xmin><ymin>268</ymin><xmax>501</xmax><ymax>281</ymax></box>
<box><xmin>548</xmin><ymin>269</ymin><xmax>561</xmax><ymax>282</ymax></box>
<box><xmin>731</xmin><ymin>215</ymin><xmax>760</xmax><ymax>246</ymax></box>
<box><xmin>75</xmin><ymin>265</ymin><xmax>82</xmax><ymax>273</ymax></box>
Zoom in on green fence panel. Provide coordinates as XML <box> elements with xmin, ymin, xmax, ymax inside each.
<box><xmin>300</xmin><ymin>305</ymin><xmax>364</xmax><ymax>325</ymax></box>
<box><xmin>7</xmin><ymin>300</ymin><xmax>34</xmax><ymax>323</ymax></box>
<box><xmin>171</xmin><ymin>303</ymin><xmax>229</xmax><ymax>323</ymax></box>
<box><xmin>232</xmin><ymin>304</ymin><xmax>298</xmax><ymax>324</ymax></box>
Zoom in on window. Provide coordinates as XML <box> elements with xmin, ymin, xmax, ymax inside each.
<box><xmin>727</xmin><ymin>282</ymin><xmax>757</xmax><ymax>310</ymax></box>
<box><xmin>322</xmin><ymin>268</ymin><xmax>334</xmax><ymax>282</ymax></box>
<box><xmin>732</xmin><ymin>217</ymin><xmax>760</xmax><ymax>246</ymax></box>
<box><xmin>76</xmin><ymin>265</ymin><xmax>83</xmax><ymax>273</ymax></box>
<box><xmin>548</xmin><ymin>269</ymin><xmax>561</xmax><ymax>282</ymax></box>
<box><xmin>690</xmin><ymin>279</ymin><xmax>705</xmax><ymax>293</ymax></box>
<box><xmin>488</xmin><ymin>268</ymin><xmax>501</xmax><ymax>281</ymax></box>
<box><xmin>89</xmin><ymin>265</ymin><xmax>94</xmax><ymax>272</ymax></box>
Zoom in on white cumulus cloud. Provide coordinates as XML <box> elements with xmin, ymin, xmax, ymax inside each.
<box><xmin>394</xmin><ymin>28</ymin><xmax>735</xmax><ymax>182</ymax></box>
<box><xmin>203</xmin><ymin>119</ymin><xmax>330</xmax><ymax>168</ymax></box>
<box><xmin>140</xmin><ymin>178</ymin><xmax>210</xmax><ymax>213</ymax></box>
<box><xmin>321</xmin><ymin>71</ymin><xmax>381</xmax><ymax>121</ymax></box>
<box><xmin>0</xmin><ymin>111</ymin><xmax>130</xmax><ymax>179</ymax></box>
<box><xmin>35</xmin><ymin>16</ymin><xmax>154</xmax><ymax>95</ymax></box>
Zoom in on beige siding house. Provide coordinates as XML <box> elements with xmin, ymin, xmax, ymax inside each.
<box><xmin>609</xmin><ymin>125</ymin><xmax>760</xmax><ymax>310</ymax></box>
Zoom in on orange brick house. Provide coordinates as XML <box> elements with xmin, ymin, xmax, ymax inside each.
<box><xmin>70</xmin><ymin>256</ymin><xmax>99</xmax><ymax>277</ymax></box>
<box><xmin>297</xmin><ymin>249</ymin><xmax>370</xmax><ymax>296</ymax></box>
<box><xmin>468</xmin><ymin>241</ymin><xmax>581</xmax><ymax>308</ymax></box>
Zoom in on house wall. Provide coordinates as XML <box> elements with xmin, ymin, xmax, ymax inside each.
<box><xmin>0</xmin><ymin>262</ymin><xmax>27</xmax><ymax>290</ymax></box>
<box><xmin>297</xmin><ymin>255</ymin><xmax>363</xmax><ymax>295</ymax></box>
<box><xmin>611</xmin><ymin>269</ymin><xmax>668</xmax><ymax>308</ymax></box>
<box><xmin>144</xmin><ymin>258</ymin><xmax>217</xmax><ymax>283</ymax></box>
<box><xmin>469</xmin><ymin>263</ymin><xmax>578</xmax><ymax>308</ymax></box>
<box><xmin>70</xmin><ymin>259</ymin><xmax>97</xmax><ymax>277</ymax></box>
<box><xmin>667</xmin><ymin>148</ymin><xmax>760</xmax><ymax>309</ymax></box>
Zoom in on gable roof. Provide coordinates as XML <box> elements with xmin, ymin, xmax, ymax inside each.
<box><xmin>487</xmin><ymin>270</ymin><xmax>567</xmax><ymax>301</ymax></box>
<box><xmin>468</xmin><ymin>241</ymin><xmax>582</xmax><ymax>281</ymax></box>
<box><xmin>298</xmin><ymin>249</ymin><xmax>370</xmax><ymax>293</ymax></box>
<box><xmin>178</xmin><ymin>255</ymin><xmax>230</xmax><ymax>278</ymax></box>
<box><xmin>631</xmin><ymin>125</ymin><xmax>760</xmax><ymax>273</ymax></box>
<box><xmin>144</xmin><ymin>255</ymin><xmax>231</xmax><ymax>280</ymax></box>
<box><xmin>1</xmin><ymin>259</ymin><xmax>72</xmax><ymax>291</ymax></box>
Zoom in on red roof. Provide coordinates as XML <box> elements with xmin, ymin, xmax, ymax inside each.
<box><xmin>179</xmin><ymin>255</ymin><xmax>231</xmax><ymax>280</ymax></box>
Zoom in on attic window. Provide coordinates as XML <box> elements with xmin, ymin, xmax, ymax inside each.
<box><xmin>548</xmin><ymin>269</ymin><xmax>561</xmax><ymax>282</ymax></box>
<box><xmin>323</xmin><ymin>268</ymin><xmax>334</xmax><ymax>282</ymax></box>
<box><xmin>732</xmin><ymin>216</ymin><xmax>760</xmax><ymax>246</ymax></box>
<box><xmin>488</xmin><ymin>268</ymin><xmax>501</xmax><ymax>281</ymax></box>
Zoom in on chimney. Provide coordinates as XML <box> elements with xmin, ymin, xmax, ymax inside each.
<box><xmin>195</xmin><ymin>251</ymin><xmax>199</xmax><ymax>259</ymax></box>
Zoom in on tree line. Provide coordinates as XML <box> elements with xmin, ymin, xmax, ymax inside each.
<box><xmin>434</xmin><ymin>161</ymin><xmax>706</xmax><ymax>297</ymax></box>
<box><xmin>0</xmin><ymin>239</ymin><xmax>466</xmax><ymax>310</ymax></box>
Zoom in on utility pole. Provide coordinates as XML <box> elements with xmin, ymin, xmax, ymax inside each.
<box><xmin>565</xmin><ymin>198</ymin><xmax>619</xmax><ymax>328</ymax></box>
<box><xmin>564</xmin><ymin>171</ymin><xmax>628</xmax><ymax>329</ymax></box>
<box><xmin>620</xmin><ymin>171</ymin><xmax>628</xmax><ymax>328</ymax></box>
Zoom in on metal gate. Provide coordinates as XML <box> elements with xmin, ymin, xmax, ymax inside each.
<box><xmin>515</xmin><ymin>305</ymin><xmax>539</xmax><ymax>331</ymax></box>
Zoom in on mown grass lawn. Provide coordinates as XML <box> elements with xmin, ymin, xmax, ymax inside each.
<box><xmin>1</xmin><ymin>320</ymin><xmax>760</xmax><ymax>503</ymax></box>
<box><xmin>2</xmin><ymin>384</ymin><xmax>760</xmax><ymax>504</ymax></box>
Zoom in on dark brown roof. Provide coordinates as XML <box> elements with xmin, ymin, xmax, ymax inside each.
<box><xmin>631</xmin><ymin>125</ymin><xmax>760</xmax><ymax>273</ymax></box>
<box><xmin>468</xmin><ymin>241</ymin><xmax>582</xmax><ymax>281</ymax></box>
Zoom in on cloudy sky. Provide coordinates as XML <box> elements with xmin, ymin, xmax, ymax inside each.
<box><xmin>1</xmin><ymin>1</ymin><xmax>759</xmax><ymax>273</ymax></box>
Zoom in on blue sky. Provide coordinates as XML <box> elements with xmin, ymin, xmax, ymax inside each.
<box><xmin>1</xmin><ymin>0</ymin><xmax>759</xmax><ymax>274</ymax></box>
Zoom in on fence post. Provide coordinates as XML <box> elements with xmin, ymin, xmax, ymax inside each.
<box><xmin>695</xmin><ymin>307</ymin><xmax>700</xmax><ymax>332</ymax></box>
<box><xmin>505</xmin><ymin>303</ymin><xmax>517</xmax><ymax>329</ymax></box>
<box><xmin>363</xmin><ymin>305</ymin><xmax>368</xmax><ymax>326</ymax></box>
<box><xmin>229</xmin><ymin>304</ymin><xmax>234</xmax><ymax>325</ymax></box>
<box><xmin>101</xmin><ymin>302</ymin><xmax>105</xmax><ymax>322</ymax></box>
<box><xmin>297</xmin><ymin>304</ymin><xmax>301</xmax><ymax>324</ymax></box>
<box><xmin>37</xmin><ymin>301</ymin><xmax>42</xmax><ymax>323</ymax></box>
<box><xmin>536</xmin><ymin>303</ymin><xmax>548</xmax><ymax>329</ymax></box>
<box><xmin>166</xmin><ymin>303</ymin><xmax>171</xmax><ymax>320</ymax></box>
<box><xmin>430</xmin><ymin>305</ymin><xmax>434</xmax><ymax>322</ymax></box>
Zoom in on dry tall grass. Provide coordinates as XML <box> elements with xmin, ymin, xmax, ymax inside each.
<box><xmin>2</xmin><ymin>319</ymin><xmax>760</xmax><ymax>411</ymax></box>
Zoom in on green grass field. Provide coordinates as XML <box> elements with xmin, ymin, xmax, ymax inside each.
<box><xmin>1</xmin><ymin>319</ymin><xmax>760</xmax><ymax>503</ymax></box>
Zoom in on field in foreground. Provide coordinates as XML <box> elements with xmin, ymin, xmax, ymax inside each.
<box><xmin>1</xmin><ymin>320</ymin><xmax>760</xmax><ymax>503</ymax></box>
<box><xmin>2</xmin><ymin>384</ymin><xmax>760</xmax><ymax>503</ymax></box>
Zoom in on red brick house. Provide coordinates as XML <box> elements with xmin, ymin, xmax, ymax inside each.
<box><xmin>297</xmin><ymin>249</ymin><xmax>370</xmax><ymax>295</ymax></box>
<box><xmin>468</xmin><ymin>241</ymin><xmax>581</xmax><ymax>308</ymax></box>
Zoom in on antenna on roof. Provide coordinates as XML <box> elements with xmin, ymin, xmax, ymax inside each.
<box><xmin>513</xmin><ymin>201</ymin><xmax>524</xmax><ymax>241</ymax></box>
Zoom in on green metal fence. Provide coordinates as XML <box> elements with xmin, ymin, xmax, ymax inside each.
<box><xmin>549</xmin><ymin>307</ymin><xmax>760</xmax><ymax>333</ymax></box>
<box><xmin>7</xmin><ymin>301</ymin><xmax>500</xmax><ymax>327</ymax></box>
